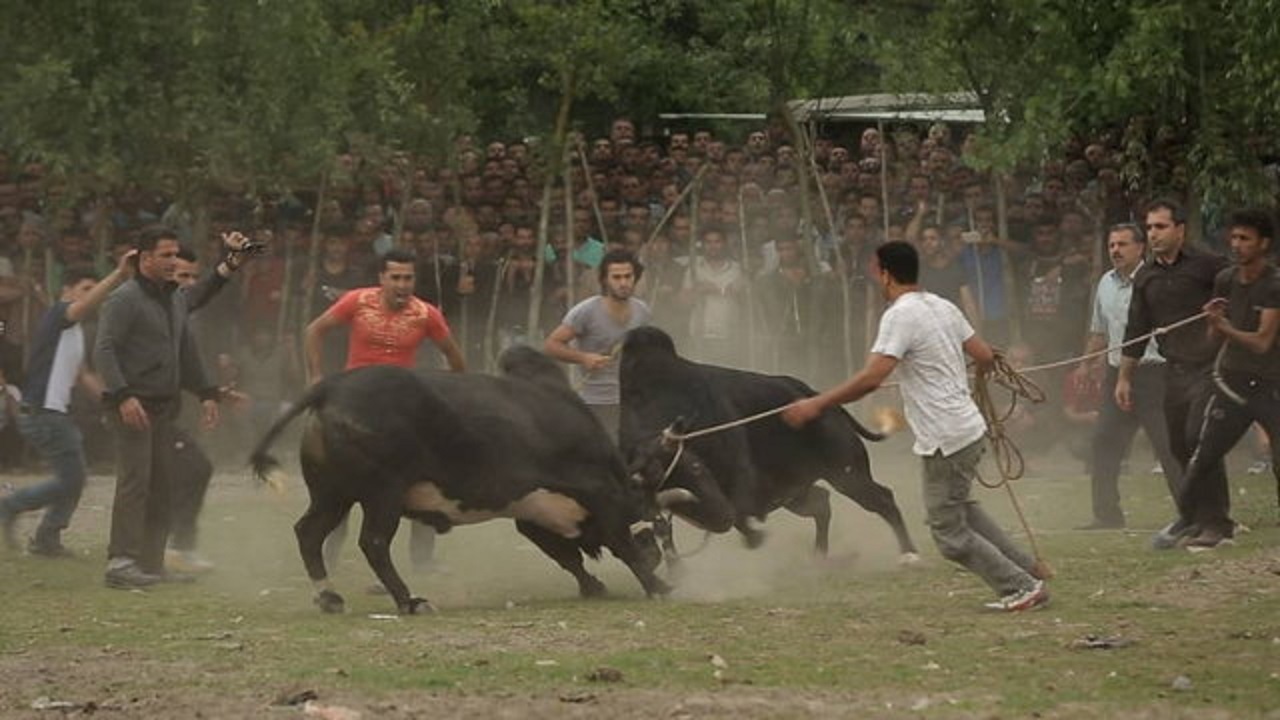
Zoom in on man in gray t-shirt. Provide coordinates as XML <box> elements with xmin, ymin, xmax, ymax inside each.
<box><xmin>545</xmin><ymin>249</ymin><xmax>650</xmax><ymax>437</ymax></box>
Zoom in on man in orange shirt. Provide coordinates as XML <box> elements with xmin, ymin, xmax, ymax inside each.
<box><xmin>304</xmin><ymin>248</ymin><xmax>465</xmax><ymax>575</ymax></box>
<box><xmin>305</xmin><ymin>249</ymin><xmax>465</xmax><ymax>380</ymax></box>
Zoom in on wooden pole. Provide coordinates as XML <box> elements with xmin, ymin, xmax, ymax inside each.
<box><xmin>563</xmin><ymin>147</ymin><xmax>576</xmax><ymax>306</ymax></box>
<box><xmin>736</xmin><ymin>185</ymin><xmax>756</xmax><ymax>368</ymax></box>
<box><xmin>528</xmin><ymin>68</ymin><xmax>576</xmax><ymax>339</ymax></box>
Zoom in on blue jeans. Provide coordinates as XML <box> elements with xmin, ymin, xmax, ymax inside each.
<box><xmin>8</xmin><ymin>411</ymin><xmax>87</xmax><ymax>545</ymax></box>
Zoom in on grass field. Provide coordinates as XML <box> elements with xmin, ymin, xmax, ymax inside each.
<box><xmin>1</xmin><ymin>435</ymin><xmax>1278</xmax><ymax>718</ymax></box>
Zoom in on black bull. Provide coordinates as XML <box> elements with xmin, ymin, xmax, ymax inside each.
<box><xmin>620</xmin><ymin>326</ymin><xmax>919</xmax><ymax>561</ymax></box>
<box><xmin>250</xmin><ymin>348</ymin><xmax>670</xmax><ymax>615</ymax></box>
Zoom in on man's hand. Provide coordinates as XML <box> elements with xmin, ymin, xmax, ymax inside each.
<box><xmin>782</xmin><ymin>397</ymin><xmax>824</xmax><ymax>428</ymax></box>
<box><xmin>1203</xmin><ymin>297</ymin><xmax>1228</xmax><ymax>331</ymax></box>
<box><xmin>1114</xmin><ymin>376</ymin><xmax>1133</xmax><ymax>413</ymax></box>
<box><xmin>200</xmin><ymin>399</ymin><xmax>219</xmax><ymax>431</ymax></box>
<box><xmin>119</xmin><ymin>397</ymin><xmax>150</xmax><ymax>430</ymax></box>
<box><xmin>581</xmin><ymin>352</ymin><xmax>612</xmax><ymax>372</ymax></box>
<box><xmin>114</xmin><ymin>248</ymin><xmax>138</xmax><ymax>276</ymax></box>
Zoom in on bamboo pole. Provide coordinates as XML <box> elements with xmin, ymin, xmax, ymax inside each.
<box><xmin>645</xmin><ymin>163</ymin><xmax>709</xmax><ymax>246</ymax></box>
<box><xmin>736</xmin><ymin>185</ymin><xmax>756</xmax><ymax>368</ymax></box>
<box><xmin>563</xmin><ymin>147</ymin><xmax>576</xmax><ymax>306</ymax></box>
<box><xmin>994</xmin><ymin>173</ymin><xmax>1020</xmax><ymax>344</ymax></box>
<box><xmin>527</xmin><ymin>68</ymin><xmax>576</xmax><ymax>339</ymax></box>
<box><xmin>298</xmin><ymin>170</ymin><xmax>330</xmax><ymax>336</ymax></box>
<box><xmin>803</xmin><ymin>123</ymin><xmax>853</xmax><ymax>379</ymax></box>
<box><xmin>576</xmin><ymin>139</ymin><xmax>609</xmax><ymax>247</ymax></box>
<box><xmin>482</xmin><ymin>255</ymin><xmax>508</xmax><ymax>372</ymax></box>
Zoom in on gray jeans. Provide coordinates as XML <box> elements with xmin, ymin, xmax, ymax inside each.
<box><xmin>922</xmin><ymin>439</ymin><xmax>1037</xmax><ymax>596</ymax></box>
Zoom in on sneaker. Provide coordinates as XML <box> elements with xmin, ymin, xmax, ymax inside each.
<box><xmin>105</xmin><ymin>563</ymin><xmax>163</xmax><ymax>589</ymax></box>
<box><xmin>27</xmin><ymin>538</ymin><xmax>76</xmax><ymax>558</ymax></box>
<box><xmin>165</xmin><ymin>549</ymin><xmax>215</xmax><ymax>574</ymax></box>
<box><xmin>0</xmin><ymin>502</ymin><xmax>17</xmax><ymax>551</ymax></box>
<box><xmin>1246</xmin><ymin>460</ymin><xmax>1271</xmax><ymax>475</ymax></box>
<box><xmin>1150</xmin><ymin>518</ymin><xmax>1195</xmax><ymax>550</ymax></box>
<box><xmin>1183</xmin><ymin>528</ymin><xmax>1236</xmax><ymax>552</ymax></box>
<box><xmin>984</xmin><ymin>580</ymin><xmax>1050</xmax><ymax>612</ymax></box>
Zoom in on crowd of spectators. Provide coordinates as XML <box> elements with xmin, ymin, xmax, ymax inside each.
<box><xmin>0</xmin><ymin>116</ymin><xmax>1232</xmax><ymax>471</ymax></box>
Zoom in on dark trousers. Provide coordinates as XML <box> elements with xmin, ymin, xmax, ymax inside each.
<box><xmin>108</xmin><ymin>399</ymin><xmax>179</xmax><ymax>573</ymax></box>
<box><xmin>1164</xmin><ymin>362</ymin><xmax>1229</xmax><ymax>526</ymax></box>
<box><xmin>169</xmin><ymin>428</ymin><xmax>213</xmax><ymax>552</ymax></box>
<box><xmin>1091</xmin><ymin>365</ymin><xmax>1184</xmax><ymax>524</ymax></box>
<box><xmin>1183</xmin><ymin>373</ymin><xmax>1280</xmax><ymax>533</ymax></box>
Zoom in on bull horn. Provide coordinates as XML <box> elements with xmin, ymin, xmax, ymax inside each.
<box><xmin>656</xmin><ymin>488</ymin><xmax>697</xmax><ymax>508</ymax></box>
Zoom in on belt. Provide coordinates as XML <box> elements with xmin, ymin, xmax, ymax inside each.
<box><xmin>18</xmin><ymin>404</ymin><xmax>63</xmax><ymax>416</ymax></box>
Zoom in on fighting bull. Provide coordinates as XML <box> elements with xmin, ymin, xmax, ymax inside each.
<box><xmin>250</xmin><ymin>347</ymin><xmax>673</xmax><ymax>614</ymax></box>
<box><xmin>619</xmin><ymin>326</ymin><xmax>919</xmax><ymax>562</ymax></box>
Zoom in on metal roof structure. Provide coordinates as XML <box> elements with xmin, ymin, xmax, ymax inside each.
<box><xmin>788</xmin><ymin>91</ymin><xmax>985</xmax><ymax>124</ymax></box>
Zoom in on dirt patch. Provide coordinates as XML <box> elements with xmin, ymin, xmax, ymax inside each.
<box><xmin>1133</xmin><ymin>548</ymin><xmax>1280</xmax><ymax>610</ymax></box>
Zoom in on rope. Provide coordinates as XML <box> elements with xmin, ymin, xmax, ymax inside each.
<box><xmin>970</xmin><ymin>350</ymin><xmax>1049</xmax><ymax>573</ymax></box>
<box><xmin>649</xmin><ymin>308</ymin><xmax>1213</xmax><ymax>576</ymax></box>
<box><xmin>1018</xmin><ymin>310</ymin><xmax>1209</xmax><ymax>374</ymax></box>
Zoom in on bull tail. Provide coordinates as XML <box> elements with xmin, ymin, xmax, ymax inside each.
<box><xmin>842</xmin><ymin>409</ymin><xmax>887</xmax><ymax>443</ymax></box>
<box><xmin>248</xmin><ymin>379</ymin><xmax>331</xmax><ymax>491</ymax></box>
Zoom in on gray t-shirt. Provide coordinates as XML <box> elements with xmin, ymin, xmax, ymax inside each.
<box><xmin>562</xmin><ymin>295</ymin><xmax>652</xmax><ymax>405</ymax></box>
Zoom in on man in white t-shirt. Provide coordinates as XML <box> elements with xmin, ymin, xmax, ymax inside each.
<box><xmin>545</xmin><ymin>249</ymin><xmax>651</xmax><ymax>437</ymax></box>
<box><xmin>784</xmin><ymin>240</ymin><xmax>1049</xmax><ymax>612</ymax></box>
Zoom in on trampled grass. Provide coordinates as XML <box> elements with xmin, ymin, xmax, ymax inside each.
<box><xmin>2</xmin><ymin>441</ymin><xmax>1277</xmax><ymax>718</ymax></box>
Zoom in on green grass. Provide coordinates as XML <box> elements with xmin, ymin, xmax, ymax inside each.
<box><xmin>2</xmin><ymin>448</ymin><xmax>1278</xmax><ymax>717</ymax></box>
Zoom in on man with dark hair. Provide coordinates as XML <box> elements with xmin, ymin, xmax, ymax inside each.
<box><xmin>1177</xmin><ymin>209</ymin><xmax>1280</xmax><ymax>548</ymax></box>
<box><xmin>1118</xmin><ymin>199</ymin><xmax>1231</xmax><ymax>549</ymax></box>
<box><xmin>1077</xmin><ymin>223</ymin><xmax>1182</xmax><ymax>529</ymax></box>
<box><xmin>785</xmin><ymin>240</ymin><xmax>1048</xmax><ymax>612</ymax></box>
<box><xmin>95</xmin><ymin>227</ymin><xmax>221</xmax><ymax>588</ymax></box>
<box><xmin>1</xmin><ymin>253</ymin><xmax>134</xmax><ymax>555</ymax></box>
<box><xmin>305</xmin><ymin>248</ymin><xmax>466</xmax><ymax>382</ymax></box>
<box><xmin>545</xmin><ymin>249</ymin><xmax>649</xmax><ymax>437</ymax></box>
<box><xmin>305</xmin><ymin>247</ymin><xmax>465</xmax><ymax>574</ymax></box>
<box><xmin>164</xmin><ymin>240</ymin><xmax>257</xmax><ymax>573</ymax></box>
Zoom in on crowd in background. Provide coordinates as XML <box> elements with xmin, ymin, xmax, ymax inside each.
<box><xmin>0</xmin><ymin>116</ymin><xmax>1258</xmax><ymax>472</ymax></box>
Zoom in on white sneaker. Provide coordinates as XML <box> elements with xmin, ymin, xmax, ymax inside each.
<box><xmin>983</xmin><ymin>580</ymin><xmax>1050</xmax><ymax>612</ymax></box>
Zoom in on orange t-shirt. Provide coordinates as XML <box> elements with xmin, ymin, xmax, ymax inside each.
<box><xmin>327</xmin><ymin>287</ymin><xmax>451</xmax><ymax>370</ymax></box>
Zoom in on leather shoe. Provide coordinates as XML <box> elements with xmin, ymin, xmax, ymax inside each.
<box><xmin>105</xmin><ymin>564</ymin><xmax>163</xmax><ymax>589</ymax></box>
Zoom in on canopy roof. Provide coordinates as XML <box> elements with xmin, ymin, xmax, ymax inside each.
<box><xmin>788</xmin><ymin>92</ymin><xmax>985</xmax><ymax>124</ymax></box>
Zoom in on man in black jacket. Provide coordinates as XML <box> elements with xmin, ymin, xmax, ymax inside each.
<box><xmin>94</xmin><ymin>226</ymin><xmax>222</xmax><ymax>589</ymax></box>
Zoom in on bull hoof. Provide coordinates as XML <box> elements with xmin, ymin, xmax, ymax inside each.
<box><xmin>898</xmin><ymin>552</ymin><xmax>923</xmax><ymax>568</ymax></box>
<box><xmin>740</xmin><ymin>527</ymin><xmax>766</xmax><ymax>549</ymax></box>
<box><xmin>400</xmin><ymin>597</ymin><xmax>437</xmax><ymax>615</ymax></box>
<box><xmin>314</xmin><ymin>589</ymin><xmax>346</xmax><ymax>614</ymax></box>
<box><xmin>645</xmin><ymin>578</ymin><xmax>673</xmax><ymax>598</ymax></box>
<box><xmin>579</xmin><ymin>577</ymin><xmax>608</xmax><ymax>599</ymax></box>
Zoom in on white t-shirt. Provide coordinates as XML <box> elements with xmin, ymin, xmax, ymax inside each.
<box><xmin>871</xmin><ymin>290</ymin><xmax>986</xmax><ymax>456</ymax></box>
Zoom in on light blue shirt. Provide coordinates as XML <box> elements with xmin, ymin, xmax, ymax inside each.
<box><xmin>1090</xmin><ymin>262</ymin><xmax>1164</xmax><ymax>367</ymax></box>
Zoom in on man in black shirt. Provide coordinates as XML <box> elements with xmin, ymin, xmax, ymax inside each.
<box><xmin>1117</xmin><ymin>199</ymin><xmax>1230</xmax><ymax>548</ymax></box>
<box><xmin>1179</xmin><ymin>209</ymin><xmax>1280</xmax><ymax>548</ymax></box>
